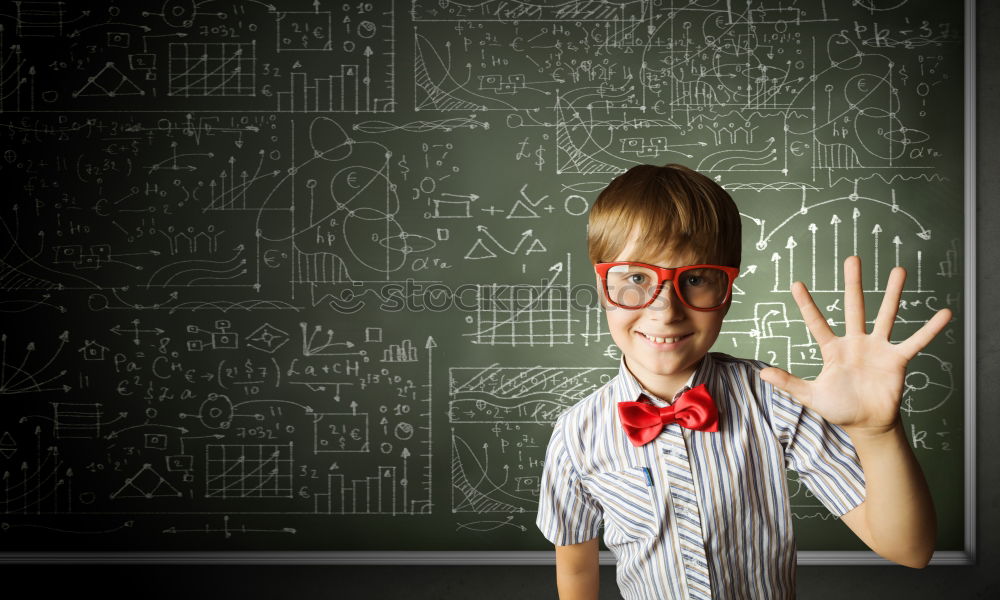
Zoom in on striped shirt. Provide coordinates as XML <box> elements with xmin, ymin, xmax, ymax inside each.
<box><xmin>535</xmin><ymin>351</ymin><xmax>866</xmax><ymax>599</ymax></box>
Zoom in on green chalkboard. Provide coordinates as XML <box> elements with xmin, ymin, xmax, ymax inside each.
<box><xmin>0</xmin><ymin>0</ymin><xmax>970</xmax><ymax>562</ymax></box>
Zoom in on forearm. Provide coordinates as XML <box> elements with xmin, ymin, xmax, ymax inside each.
<box><xmin>846</xmin><ymin>419</ymin><xmax>936</xmax><ymax>567</ymax></box>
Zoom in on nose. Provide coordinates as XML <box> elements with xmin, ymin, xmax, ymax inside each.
<box><xmin>647</xmin><ymin>279</ymin><xmax>685</xmax><ymax>321</ymax></box>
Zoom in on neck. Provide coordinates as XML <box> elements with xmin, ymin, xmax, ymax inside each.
<box><xmin>625</xmin><ymin>356</ymin><xmax>704</xmax><ymax>403</ymax></box>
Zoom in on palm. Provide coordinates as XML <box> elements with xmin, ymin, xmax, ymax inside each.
<box><xmin>760</xmin><ymin>256</ymin><xmax>952</xmax><ymax>435</ymax></box>
<box><xmin>803</xmin><ymin>333</ymin><xmax>907</xmax><ymax>430</ymax></box>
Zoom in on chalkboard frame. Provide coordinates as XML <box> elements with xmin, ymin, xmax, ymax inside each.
<box><xmin>0</xmin><ymin>0</ymin><xmax>976</xmax><ymax>566</ymax></box>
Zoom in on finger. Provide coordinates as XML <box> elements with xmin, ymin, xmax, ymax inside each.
<box><xmin>843</xmin><ymin>255</ymin><xmax>866</xmax><ymax>335</ymax></box>
<box><xmin>871</xmin><ymin>266</ymin><xmax>906</xmax><ymax>340</ymax></box>
<box><xmin>760</xmin><ymin>366</ymin><xmax>813</xmax><ymax>408</ymax></box>
<box><xmin>790</xmin><ymin>281</ymin><xmax>836</xmax><ymax>346</ymax></box>
<box><xmin>895</xmin><ymin>308</ymin><xmax>953</xmax><ymax>361</ymax></box>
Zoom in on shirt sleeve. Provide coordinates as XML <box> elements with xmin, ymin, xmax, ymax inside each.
<box><xmin>535</xmin><ymin>413</ymin><xmax>603</xmax><ymax>546</ymax></box>
<box><xmin>769</xmin><ymin>385</ymin><xmax>867</xmax><ymax>517</ymax></box>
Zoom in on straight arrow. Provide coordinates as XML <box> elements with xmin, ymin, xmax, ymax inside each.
<box><xmin>872</xmin><ymin>224</ymin><xmax>882</xmax><ymax>290</ymax></box>
<box><xmin>808</xmin><ymin>223</ymin><xmax>818</xmax><ymax>289</ymax></box>
<box><xmin>786</xmin><ymin>236</ymin><xmax>797</xmax><ymax>289</ymax></box>
<box><xmin>831</xmin><ymin>214</ymin><xmax>841</xmax><ymax>290</ymax></box>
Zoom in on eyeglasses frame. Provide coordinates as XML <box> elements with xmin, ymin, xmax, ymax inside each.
<box><xmin>593</xmin><ymin>261</ymin><xmax>740</xmax><ymax>311</ymax></box>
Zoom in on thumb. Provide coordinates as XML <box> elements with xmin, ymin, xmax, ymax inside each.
<box><xmin>760</xmin><ymin>367</ymin><xmax>812</xmax><ymax>407</ymax></box>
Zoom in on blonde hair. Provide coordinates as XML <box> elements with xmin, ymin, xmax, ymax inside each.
<box><xmin>587</xmin><ymin>163</ymin><xmax>741</xmax><ymax>268</ymax></box>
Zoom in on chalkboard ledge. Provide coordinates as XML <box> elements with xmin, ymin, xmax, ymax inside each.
<box><xmin>0</xmin><ymin>551</ymin><xmax>974</xmax><ymax>565</ymax></box>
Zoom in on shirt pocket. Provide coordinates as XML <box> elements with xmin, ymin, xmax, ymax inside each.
<box><xmin>583</xmin><ymin>467</ymin><xmax>662</xmax><ymax>542</ymax></box>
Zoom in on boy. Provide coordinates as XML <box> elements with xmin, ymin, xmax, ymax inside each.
<box><xmin>535</xmin><ymin>163</ymin><xmax>952</xmax><ymax>599</ymax></box>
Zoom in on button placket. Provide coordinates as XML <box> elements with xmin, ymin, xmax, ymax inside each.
<box><xmin>661</xmin><ymin>423</ymin><xmax>712</xmax><ymax>599</ymax></box>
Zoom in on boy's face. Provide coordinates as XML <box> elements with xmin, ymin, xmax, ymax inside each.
<box><xmin>597</xmin><ymin>236</ymin><xmax>730</xmax><ymax>400</ymax></box>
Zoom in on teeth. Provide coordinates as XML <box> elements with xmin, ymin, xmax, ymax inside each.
<box><xmin>642</xmin><ymin>332</ymin><xmax>685</xmax><ymax>344</ymax></box>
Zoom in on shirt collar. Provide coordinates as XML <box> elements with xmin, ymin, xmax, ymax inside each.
<box><xmin>616</xmin><ymin>352</ymin><xmax>714</xmax><ymax>407</ymax></box>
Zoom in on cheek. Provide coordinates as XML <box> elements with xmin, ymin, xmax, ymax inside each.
<box><xmin>695</xmin><ymin>313</ymin><xmax>726</xmax><ymax>339</ymax></box>
<box><xmin>603</xmin><ymin>308</ymin><xmax>632</xmax><ymax>335</ymax></box>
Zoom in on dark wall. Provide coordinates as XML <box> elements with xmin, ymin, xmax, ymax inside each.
<box><xmin>1</xmin><ymin>1</ymin><xmax>996</xmax><ymax>597</ymax></box>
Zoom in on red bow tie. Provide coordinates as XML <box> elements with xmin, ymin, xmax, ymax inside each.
<box><xmin>618</xmin><ymin>384</ymin><xmax>719</xmax><ymax>447</ymax></box>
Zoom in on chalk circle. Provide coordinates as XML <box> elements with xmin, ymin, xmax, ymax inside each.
<box><xmin>358</xmin><ymin>21</ymin><xmax>377</xmax><ymax>38</ymax></box>
<box><xmin>419</xmin><ymin>176</ymin><xmax>435</xmax><ymax>195</ymax></box>
<box><xmin>42</xmin><ymin>90</ymin><xmax>58</xmax><ymax>103</ymax></box>
<box><xmin>564</xmin><ymin>194</ymin><xmax>588</xmax><ymax>216</ymax></box>
<box><xmin>88</xmin><ymin>293</ymin><xmax>110</xmax><ymax>311</ymax></box>
<box><xmin>200</xmin><ymin>393</ymin><xmax>234</xmax><ymax>429</ymax></box>
<box><xmin>395</xmin><ymin>422</ymin><xmax>414</xmax><ymax>440</ymax></box>
<box><xmin>161</xmin><ymin>0</ymin><xmax>196</xmax><ymax>27</ymax></box>
<box><xmin>905</xmin><ymin>370</ymin><xmax>930</xmax><ymax>391</ymax></box>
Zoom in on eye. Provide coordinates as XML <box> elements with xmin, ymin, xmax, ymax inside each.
<box><xmin>684</xmin><ymin>275</ymin><xmax>704</xmax><ymax>286</ymax></box>
<box><xmin>627</xmin><ymin>273</ymin><xmax>648</xmax><ymax>285</ymax></box>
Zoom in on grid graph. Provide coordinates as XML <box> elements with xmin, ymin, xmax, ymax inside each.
<box><xmin>168</xmin><ymin>42</ymin><xmax>256</xmax><ymax>97</ymax></box>
<box><xmin>205</xmin><ymin>443</ymin><xmax>293</xmax><ymax>498</ymax></box>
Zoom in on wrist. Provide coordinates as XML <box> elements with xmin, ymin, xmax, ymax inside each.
<box><xmin>843</xmin><ymin>417</ymin><xmax>904</xmax><ymax>444</ymax></box>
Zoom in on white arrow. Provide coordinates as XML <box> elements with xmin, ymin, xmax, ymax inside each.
<box><xmin>831</xmin><ymin>214</ymin><xmax>842</xmax><ymax>290</ymax></box>
<box><xmin>786</xmin><ymin>236</ymin><xmax>797</xmax><ymax>288</ymax></box>
<box><xmin>808</xmin><ymin>223</ymin><xmax>818</xmax><ymax>289</ymax></box>
<box><xmin>852</xmin><ymin>207</ymin><xmax>861</xmax><ymax>257</ymax></box>
<box><xmin>872</xmin><ymin>224</ymin><xmax>882</xmax><ymax>290</ymax></box>
<box><xmin>771</xmin><ymin>252</ymin><xmax>781</xmax><ymax>291</ymax></box>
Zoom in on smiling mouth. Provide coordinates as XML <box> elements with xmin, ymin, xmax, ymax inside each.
<box><xmin>638</xmin><ymin>331</ymin><xmax>693</xmax><ymax>344</ymax></box>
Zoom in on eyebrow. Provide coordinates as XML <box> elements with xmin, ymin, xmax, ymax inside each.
<box><xmin>615</xmin><ymin>259</ymin><xmax>708</xmax><ymax>267</ymax></box>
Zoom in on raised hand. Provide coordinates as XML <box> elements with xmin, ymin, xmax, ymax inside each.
<box><xmin>759</xmin><ymin>255</ymin><xmax>953</xmax><ymax>437</ymax></box>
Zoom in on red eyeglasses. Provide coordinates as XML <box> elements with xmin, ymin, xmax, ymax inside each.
<box><xmin>594</xmin><ymin>262</ymin><xmax>739</xmax><ymax>311</ymax></box>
